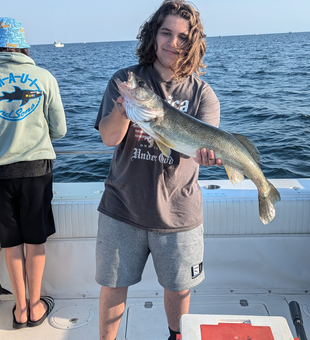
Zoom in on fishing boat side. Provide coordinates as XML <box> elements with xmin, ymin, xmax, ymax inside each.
<box><xmin>0</xmin><ymin>178</ymin><xmax>309</xmax><ymax>339</ymax></box>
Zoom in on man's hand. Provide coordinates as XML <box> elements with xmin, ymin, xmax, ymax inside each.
<box><xmin>114</xmin><ymin>96</ymin><xmax>128</xmax><ymax>119</ymax></box>
<box><xmin>194</xmin><ymin>148</ymin><xmax>223</xmax><ymax>167</ymax></box>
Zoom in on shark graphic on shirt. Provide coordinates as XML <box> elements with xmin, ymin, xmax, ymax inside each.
<box><xmin>0</xmin><ymin>86</ymin><xmax>42</xmax><ymax>106</ymax></box>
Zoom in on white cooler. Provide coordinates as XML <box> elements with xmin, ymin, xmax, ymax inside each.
<box><xmin>179</xmin><ymin>314</ymin><xmax>296</xmax><ymax>340</ymax></box>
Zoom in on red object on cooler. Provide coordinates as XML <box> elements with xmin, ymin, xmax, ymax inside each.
<box><xmin>200</xmin><ymin>322</ymin><xmax>276</xmax><ymax>340</ymax></box>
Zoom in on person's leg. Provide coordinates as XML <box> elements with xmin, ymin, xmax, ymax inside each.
<box><xmin>164</xmin><ymin>288</ymin><xmax>190</xmax><ymax>335</ymax></box>
<box><xmin>1</xmin><ymin>179</ymin><xmax>28</xmax><ymax>324</ymax></box>
<box><xmin>5</xmin><ymin>244</ymin><xmax>28</xmax><ymax>324</ymax></box>
<box><xmin>99</xmin><ymin>286</ymin><xmax>128</xmax><ymax>340</ymax></box>
<box><xmin>25</xmin><ymin>243</ymin><xmax>47</xmax><ymax>322</ymax></box>
<box><xmin>15</xmin><ymin>173</ymin><xmax>55</xmax><ymax>323</ymax></box>
<box><xmin>96</xmin><ymin>214</ymin><xmax>150</xmax><ymax>339</ymax></box>
<box><xmin>150</xmin><ymin>225</ymin><xmax>205</xmax><ymax>340</ymax></box>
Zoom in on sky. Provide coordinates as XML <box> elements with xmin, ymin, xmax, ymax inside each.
<box><xmin>2</xmin><ymin>0</ymin><xmax>310</xmax><ymax>45</ymax></box>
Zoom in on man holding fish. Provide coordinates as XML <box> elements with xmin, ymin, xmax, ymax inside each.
<box><xmin>95</xmin><ymin>1</ymin><xmax>279</xmax><ymax>339</ymax></box>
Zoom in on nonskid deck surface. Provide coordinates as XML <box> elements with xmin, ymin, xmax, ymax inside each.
<box><xmin>0</xmin><ymin>292</ymin><xmax>309</xmax><ymax>340</ymax></box>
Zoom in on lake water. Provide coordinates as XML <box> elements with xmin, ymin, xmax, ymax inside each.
<box><xmin>30</xmin><ymin>32</ymin><xmax>310</xmax><ymax>182</ymax></box>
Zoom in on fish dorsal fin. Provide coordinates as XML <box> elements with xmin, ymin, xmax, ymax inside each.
<box><xmin>13</xmin><ymin>86</ymin><xmax>21</xmax><ymax>91</ymax></box>
<box><xmin>154</xmin><ymin>132</ymin><xmax>174</xmax><ymax>158</ymax></box>
<box><xmin>125</xmin><ymin>104</ymin><xmax>163</xmax><ymax>123</ymax></box>
<box><xmin>232</xmin><ymin>133</ymin><xmax>261</xmax><ymax>165</ymax></box>
<box><xmin>224</xmin><ymin>164</ymin><xmax>244</xmax><ymax>185</ymax></box>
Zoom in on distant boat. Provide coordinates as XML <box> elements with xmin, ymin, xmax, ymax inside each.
<box><xmin>54</xmin><ymin>41</ymin><xmax>64</xmax><ymax>47</ymax></box>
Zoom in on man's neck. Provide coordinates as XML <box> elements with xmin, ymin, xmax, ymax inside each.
<box><xmin>153</xmin><ymin>60</ymin><xmax>175</xmax><ymax>82</ymax></box>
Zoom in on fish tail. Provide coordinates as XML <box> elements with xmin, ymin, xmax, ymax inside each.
<box><xmin>258</xmin><ymin>180</ymin><xmax>281</xmax><ymax>225</ymax></box>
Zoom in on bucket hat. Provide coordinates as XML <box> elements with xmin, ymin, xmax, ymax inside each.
<box><xmin>0</xmin><ymin>17</ymin><xmax>31</xmax><ymax>48</ymax></box>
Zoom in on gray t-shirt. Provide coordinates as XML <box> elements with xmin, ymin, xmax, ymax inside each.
<box><xmin>95</xmin><ymin>64</ymin><xmax>220</xmax><ymax>233</ymax></box>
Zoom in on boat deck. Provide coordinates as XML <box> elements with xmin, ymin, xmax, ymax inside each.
<box><xmin>1</xmin><ymin>178</ymin><xmax>309</xmax><ymax>339</ymax></box>
<box><xmin>0</xmin><ymin>291</ymin><xmax>309</xmax><ymax>339</ymax></box>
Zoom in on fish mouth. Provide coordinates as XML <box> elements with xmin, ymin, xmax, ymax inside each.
<box><xmin>115</xmin><ymin>73</ymin><xmax>137</xmax><ymax>98</ymax></box>
<box><xmin>115</xmin><ymin>72</ymin><xmax>138</xmax><ymax>91</ymax></box>
<box><xmin>127</xmin><ymin>71</ymin><xmax>137</xmax><ymax>86</ymax></box>
<box><xmin>116</xmin><ymin>72</ymin><xmax>150</xmax><ymax>106</ymax></box>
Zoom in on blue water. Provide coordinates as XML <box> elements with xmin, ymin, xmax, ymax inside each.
<box><xmin>30</xmin><ymin>32</ymin><xmax>310</xmax><ymax>182</ymax></box>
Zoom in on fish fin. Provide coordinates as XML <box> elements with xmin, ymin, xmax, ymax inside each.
<box><xmin>1</xmin><ymin>92</ymin><xmax>12</xmax><ymax>101</ymax></box>
<box><xmin>224</xmin><ymin>164</ymin><xmax>244</xmax><ymax>185</ymax></box>
<box><xmin>21</xmin><ymin>98</ymin><xmax>29</xmax><ymax>106</ymax></box>
<box><xmin>153</xmin><ymin>132</ymin><xmax>174</xmax><ymax>157</ymax></box>
<box><xmin>258</xmin><ymin>180</ymin><xmax>281</xmax><ymax>224</ymax></box>
<box><xmin>232</xmin><ymin>133</ymin><xmax>262</xmax><ymax>165</ymax></box>
<box><xmin>156</xmin><ymin>140</ymin><xmax>171</xmax><ymax>157</ymax></box>
<box><xmin>154</xmin><ymin>132</ymin><xmax>174</xmax><ymax>148</ymax></box>
<box><xmin>13</xmin><ymin>86</ymin><xmax>22</xmax><ymax>92</ymax></box>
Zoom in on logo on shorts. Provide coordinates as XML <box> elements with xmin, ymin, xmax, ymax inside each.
<box><xmin>191</xmin><ymin>262</ymin><xmax>203</xmax><ymax>279</ymax></box>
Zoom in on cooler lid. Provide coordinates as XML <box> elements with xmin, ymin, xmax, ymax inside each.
<box><xmin>180</xmin><ymin>314</ymin><xmax>295</xmax><ymax>340</ymax></box>
<box><xmin>200</xmin><ymin>322</ymin><xmax>274</xmax><ymax>340</ymax></box>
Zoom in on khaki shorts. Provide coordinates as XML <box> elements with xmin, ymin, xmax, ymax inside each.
<box><xmin>95</xmin><ymin>213</ymin><xmax>204</xmax><ymax>291</ymax></box>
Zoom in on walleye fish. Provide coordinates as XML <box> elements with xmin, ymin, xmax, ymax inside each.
<box><xmin>116</xmin><ymin>71</ymin><xmax>281</xmax><ymax>224</ymax></box>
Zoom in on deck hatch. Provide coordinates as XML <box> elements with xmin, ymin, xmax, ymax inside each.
<box><xmin>49</xmin><ymin>304</ymin><xmax>94</xmax><ymax>330</ymax></box>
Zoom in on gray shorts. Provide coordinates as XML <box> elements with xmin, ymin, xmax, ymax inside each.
<box><xmin>95</xmin><ymin>213</ymin><xmax>205</xmax><ymax>291</ymax></box>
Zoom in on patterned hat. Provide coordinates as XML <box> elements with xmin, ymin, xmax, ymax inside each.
<box><xmin>0</xmin><ymin>17</ymin><xmax>31</xmax><ymax>49</ymax></box>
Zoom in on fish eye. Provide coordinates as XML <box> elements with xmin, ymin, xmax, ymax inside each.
<box><xmin>138</xmin><ymin>80</ymin><xmax>146</xmax><ymax>87</ymax></box>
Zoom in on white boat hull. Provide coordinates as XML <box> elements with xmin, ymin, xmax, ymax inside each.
<box><xmin>0</xmin><ymin>178</ymin><xmax>309</xmax><ymax>339</ymax></box>
<box><xmin>54</xmin><ymin>42</ymin><xmax>64</xmax><ymax>47</ymax></box>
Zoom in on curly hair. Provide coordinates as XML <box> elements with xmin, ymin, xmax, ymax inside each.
<box><xmin>136</xmin><ymin>0</ymin><xmax>206</xmax><ymax>78</ymax></box>
<box><xmin>0</xmin><ymin>47</ymin><xmax>29</xmax><ymax>56</ymax></box>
